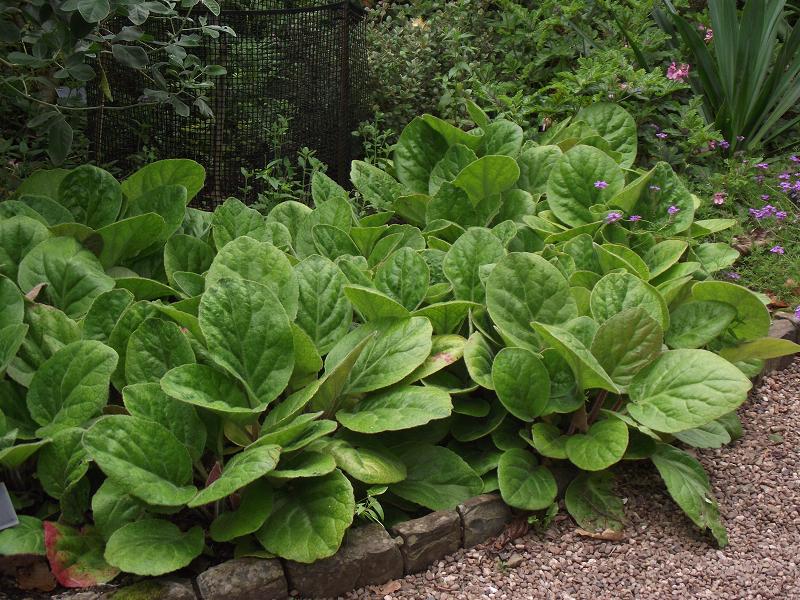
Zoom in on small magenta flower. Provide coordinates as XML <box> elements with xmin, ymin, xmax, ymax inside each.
<box><xmin>649</xmin><ymin>185</ymin><xmax>661</xmax><ymax>191</ymax></box>
<box><xmin>795</xmin><ymin>305</ymin><xmax>800</xmax><ymax>319</ymax></box>
<box><xmin>704</xmin><ymin>27</ymin><xmax>713</xmax><ymax>42</ymax></box>
<box><xmin>628</xmin><ymin>215</ymin><xmax>642</xmax><ymax>222</ymax></box>
<box><xmin>780</xmin><ymin>181</ymin><xmax>792</xmax><ymax>191</ymax></box>
<box><xmin>605</xmin><ymin>211</ymin><xmax>623</xmax><ymax>223</ymax></box>
<box><xmin>727</xmin><ymin>271</ymin><xmax>741</xmax><ymax>280</ymax></box>
<box><xmin>770</xmin><ymin>245</ymin><xmax>785</xmax><ymax>254</ymax></box>
<box><xmin>594</xmin><ymin>180</ymin><xmax>608</xmax><ymax>189</ymax></box>
<box><xmin>755</xmin><ymin>175</ymin><xmax>765</xmax><ymax>183</ymax></box>
<box><xmin>656</xmin><ymin>132</ymin><xmax>668</xmax><ymax>139</ymax></box>
<box><xmin>776</xmin><ymin>211</ymin><xmax>788</xmax><ymax>220</ymax></box>
<box><xmin>666</xmin><ymin>62</ymin><xmax>690</xmax><ymax>81</ymax></box>
<box><xmin>719</xmin><ymin>140</ymin><xmax>730</xmax><ymax>149</ymax></box>
<box><xmin>791</xmin><ymin>155</ymin><xmax>800</xmax><ymax>163</ymax></box>
<box><xmin>756</xmin><ymin>162</ymin><xmax>769</xmax><ymax>169</ymax></box>
<box><xmin>761</xmin><ymin>194</ymin><xmax>771</xmax><ymax>201</ymax></box>
<box><xmin>667</xmin><ymin>205</ymin><xmax>680</xmax><ymax>215</ymax></box>
<box><xmin>779</xmin><ymin>173</ymin><xmax>791</xmax><ymax>180</ymax></box>
<box><xmin>712</xmin><ymin>192</ymin><xmax>726</xmax><ymax>205</ymax></box>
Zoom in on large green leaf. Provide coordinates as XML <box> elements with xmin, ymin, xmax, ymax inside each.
<box><xmin>516</xmin><ymin>145</ymin><xmax>562</xmax><ymax>196</ymax></box>
<box><xmin>82</xmin><ymin>289</ymin><xmax>134</xmax><ymax>343</ymax></box>
<box><xmin>565</xmin><ymin>418</ymin><xmax>629</xmax><ymax>471</ymax></box>
<box><xmin>91</xmin><ymin>479</ymin><xmax>146</xmax><ymax>539</ymax></box>
<box><xmin>125</xmin><ymin>318</ymin><xmax>194</xmax><ymax>385</ymax></box>
<box><xmin>164</xmin><ymin>234</ymin><xmax>214</xmax><ymax>288</ymax></box>
<box><xmin>476</xmin><ymin>120</ymin><xmax>523</xmax><ymax>157</ymax></box>
<box><xmin>463</xmin><ymin>331</ymin><xmax>495</xmax><ymax>389</ymax></box>
<box><xmin>323</xmin><ymin>439</ymin><xmax>406</xmax><ymax>484</ymax></box>
<box><xmin>336</xmin><ymin>385</ymin><xmax>451</xmax><ymax>433</ymax></box>
<box><xmin>17</xmin><ymin>237</ymin><xmax>115</xmax><ymax>318</ymax></box>
<box><xmin>627</xmin><ymin>349</ymin><xmax>752</xmax><ymax>433</ymax></box>
<box><xmin>0</xmin><ymin>323</ymin><xmax>27</xmax><ymax>373</ymax></box>
<box><xmin>452</xmin><ymin>155</ymin><xmax>520</xmax><ymax>206</ymax></box>
<box><xmin>343</xmin><ymin>284</ymin><xmax>410</xmax><ymax>322</ymax></box>
<box><xmin>105</xmin><ymin>519</ymin><xmax>204</xmax><ymax>576</ymax></box>
<box><xmin>205</xmin><ymin>236</ymin><xmax>298</xmax><ymax>320</ymax></box>
<box><xmin>591</xmin><ymin>308</ymin><xmax>663</xmax><ymax>388</ymax></box>
<box><xmin>350</xmin><ymin>160</ymin><xmax>406</xmax><ymax>211</ymax></box>
<box><xmin>650</xmin><ymin>444</ymin><xmax>727</xmax><ymax>546</ymax></box>
<box><xmin>576</xmin><ymin>103</ymin><xmax>638</xmax><ymax>168</ymax></box>
<box><xmin>718</xmin><ymin>337</ymin><xmax>800</xmax><ymax>363</ymax></box>
<box><xmin>564</xmin><ymin>471</ymin><xmax>625</xmax><ymax>532</ymax></box>
<box><xmin>36</xmin><ymin>427</ymin><xmax>89</xmax><ymax>500</ymax></box>
<box><xmin>413</xmin><ymin>301</ymin><xmax>477</xmax><ymax>335</ymax></box>
<box><xmin>665</xmin><ymin>301</ymin><xmax>737</xmax><ymax>349</ymax></box>
<box><xmin>0</xmin><ymin>216</ymin><xmax>50</xmax><ymax>281</ymax></box>
<box><xmin>390</xmin><ymin>443</ymin><xmax>483</xmax><ymax>510</ymax></box>
<box><xmin>0</xmin><ymin>515</ymin><xmax>45</xmax><ymax>556</ymax></box>
<box><xmin>691</xmin><ymin>281</ymin><xmax>771</xmax><ymax>340</ymax></box>
<box><xmin>83</xmin><ymin>415</ymin><xmax>196</xmax><ymax>506</ymax></box>
<box><xmin>256</xmin><ymin>469</ymin><xmax>354</xmax><ymax>563</ymax></box>
<box><xmin>57</xmin><ymin>165</ymin><xmax>121</xmax><ymax>228</ymax></box>
<box><xmin>394</xmin><ymin>116</ymin><xmax>449</xmax><ymax>193</ymax></box>
<box><xmin>121</xmin><ymin>159</ymin><xmax>204</xmax><ymax>203</ymax></box>
<box><xmin>429</xmin><ymin>144</ymin><xmax>478</xmax><ymax>196</ymax></box>
<box><xmin>443</xmin><ymin>227</ymin><xmax>505</xmax><ymax>303</ymax></box>
<box><xmin>210</xmin><ymin>480</ymin><xmax>273</xmax><ymax>542</ymax></box>
<box><xmin>546</xmin><ymin>145</ymin><xmax>624</xmax><ymax>226</ymax></box>
<box><xmin>200</xmin><ymin>278</ymin><xmax>294</xmax><ymax>407</ymax></box>
<box><xmin>590</xmin><ymin>272</ymin><xmax>668</xmax><ymax>331</ymax></box>
<box><xmin>486</xmin><ymin>252</ymin><xmax>577</xmax><ymax>349</ymax></box>
<box><xmin>189</xmin><ymin>445</ymin><xmax>280</xmax><ymax>507</ymax></box>
<box><xmin>44</xmin><ymin>522</ymin><xmax>119</xmax><ymax>587</ymax></box>
<box><xmin>375</xmin><ymin>247</ymin><xmax>429</xmax><ymax>311</ymax></box>
<box><xmin>211</xmin><ymin>197</ymin><xmax>270</xmax><ymax>250</ymax></box>
<box><xmin>26</xmin><ymin>340</ymin><xmax>117</xmax><ymax>436</ymax></box>
<box><xmin>123</xmin><ymin>184</ymin><xmax>187</xmax><ymax>250</ymax></box>
<box><xmin>161</xmin><ymin>363</ymin><xmax>256</xmax><ymax>416</ymax></box>
<box><xmin>492</xmin><ymin>347</ymin><xmax>550</xmax><ymax>421</ymax></box>
<box><xmin>497</xmin><ymin>448</ymin><xmax>557</xmax><ymax>510</ymax></box>
<box><xmin>643</xmin><ymin>240</ymin><xmax>688</xmax><ymax>280</ymax></box>
<box><xmin>122</xmin><ymin>383</ymin><xmax>206</xmax><ymax>461</ymax></box>
<box><xmin>631</xmin><ymin>162</ymin><xmax>694</xmax><ymax>235</ymax></box>
<box><xmin>95</xmin><ymin>213</ymin><xmax>165</xmax><ymax>269</ymax></box>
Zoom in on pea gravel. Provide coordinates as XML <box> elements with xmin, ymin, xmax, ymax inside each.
<box><xmin>339</xmin><ymin>358</ymin><xmax>800</xmax><ymax>600</ymax></box>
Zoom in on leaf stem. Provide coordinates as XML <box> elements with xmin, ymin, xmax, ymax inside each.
<box><xmin>567</xmin><ymin>403</ymin><xmax>589</xmax><ymax>435</ymax></box>
<box><xmin>587</xmin><ymin>389</ymin><xmax>609</xmax><ymax>425</ymax></box>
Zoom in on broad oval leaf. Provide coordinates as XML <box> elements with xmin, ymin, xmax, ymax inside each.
<box><xmin>294</xmin><ymin>255</ymin><xmax>352</xmax><ymax>355</ymax></box>
<box><xmin>443</xmin><ymin>227</ymin><xmax>505</xmax><ymax>303</ymax></box>
<box><xmin>189</xmin><ymin>445</ymin><xmax>280</xmax><ymax>507</ymax></box>
<box><xmin>121</xmin><ymin>158</ymin><xmax>205</xmax><ymax>203</ymax></box>
<box><xmin>125</xmin><ymin>318</ymin><xmax>194</xmax><ymax>385</ymax></box>
<box><xmin>375</xmin><ymin>247</ymin><xmax>430</xmax><ymax>311</ymax></box>
<box><xmin>691</xmin><ymin>281</ymin><xmax>770</xmax><ymax>341</ymax></box>
<box><xmin>105</xmin><ymin>519</ymin><xmax>204</xmax><ymax>576</ymax></box>
<box><xmin>575</xmin><ymin>103</ymin><xmax>637</xmax><ymax>168</ymax></box>
<box><xmin>57</xmin><ymin>165</ymin><xmax>121</xmax><ymax>228</ymax></box>
<box><xmin>497</xmin><ymin>448</ymin><xmax>557</xmax><ymax>510</ymax></box>
<box><xmin>565</xmin><ymin>418</ymin><xmax>629</xmax><ymax>471</ymax></box>
<box><xmin>591</xmin><ymin>307</ymin><xmax>663</xmax><ymax>388</ymax></box>
<box><xmin>590</xmin><ymin>272</ymin><xmax>668</xmax><ymax>331</ymax></box>
<box><xmin>564</xmin><ymin>471</ymin><xmax>625</xmax><ymax>533</ymax></box>
<box><xmin>492</xmin><ymin>347</ymin><xmax>550</xmax><ymax>421</ymax></box>
<box><xmin>336</xmin><ymin>385</ymin><xmax>451</xmax><ymax>433</ymax></box>
<box><xmin>666</xmin><ymin>301</ymin><xmax>737</xmax><ymax>349</ymax></box>
<box><xmin>161</xmin><ymin>363</ymin><xmax>256</xmax><ymax>416</ymax></box>
<box><xmin>44</xmin><ymin>522</ymin><xmax>119</xmax><ymax>587</ymax></box>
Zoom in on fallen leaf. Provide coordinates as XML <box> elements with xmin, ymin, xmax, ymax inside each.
<box><xmin>574</xmin><ymin>527</ymin><xmax>625</xmax><ymax>541</ymax></box>
<box><xmin>369</xmin><ymin>579</ymin><xmax>402</xmax><ymax>595</ymax></box>
<box><xmin>493</xmin><ymin>517</ymin><xmax>530</xmax><ymax>550</ymax></box>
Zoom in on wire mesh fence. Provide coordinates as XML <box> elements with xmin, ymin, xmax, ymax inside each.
<box><xmin>88</xmin><ymin>1</ymin><xmax>368</xmax><ymax>210</ymax></box>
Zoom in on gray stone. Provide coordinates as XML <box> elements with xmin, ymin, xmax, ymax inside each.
<box><xmin>285</xmin><ymin>523</ymin><xmax>402</xmax><ymax>598</ymax></box>
<box><xmin>109</xmin><ymin>578</ymin><xmax>196</xmax><ymax>599</ymax></box>
<box><xmin>506</xmin><ymin>552</ymin><xmax>524</xmax><ymax>568</ymax></box>
<box><xmin>763</xmin><ymin>319</ymin><xmax>800</xmax><ymax>374</ymax></box>
<box><xmin>196</xmin><ymin>558</ymin><xmax>287</xmax><ymax>600</ymax></box>
<box><xmin>457</xmin><ymin>494</ymin><xmax>512</xmax><ymax>548</ymax></box>
<box><xmin>390</xmin><ymin>510</ymin><xmax>461</xmax><ymax>574</ymax></box>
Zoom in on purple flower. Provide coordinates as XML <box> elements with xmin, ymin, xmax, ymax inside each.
<box><xmin>795</xmin><ymin>306</ymin><xmax>800</xmax><ymax>319</ymax></box>
<box><xmin>656</xmin><ymin>132</ymin><xmax>668</xmax><ymax>139</ymax></box>
<box><xmin>770</xmin><ymin>245</ymin><xmax>785</xmax><ymax>255</ymax></box>
<box><xmin>762</xmin><ymin>205</ymin><xmax>776</xmax><ymax>215</ymax></box>
<box><xmin>736</xmin><ymin>135</ymin><xmax>745</xmax><ymax>141</ymax></box>
<box><xmin>756</xmin><ymin>162</ymin><xmax>769</xmax><ymax>169</ymax></box>
<box><xmin>779</xmin><ymin>172</ymin><xmax>791</xmax><ymax>180</ymax></box>
<box><xmin>605</xmin><ymin>211</ymin><xmax>623</xmax><ymax>223</ymax></box>
<box><xmin>649</xmin><ymin>185</ymin><xmax>661</xmax><ymax>191</ymax></box>
<box><xmin>719</xmin><ymin>140</ymin><xmax>730</xmax><ymax>149</ymax></box>
<box><xmin>667</xmin><ymin>205</ymin><xmax>680</xmax><ymax>215</ymax></box>
<box><xmin>727</xmin><ymin>271</ymin><xmax>741</xmax><ymax>280</ymax></box>
<box><xmin>628</xmin><ymin>215</ymin><xmax>642</xmax><ymax>222</ymax></box>
<box><xmin>594</xmin><ymin>180</ymin><xmax>608</xmax><ymax>189</ymax></box>
<box><xmin>791</xmin><ymin>155</ymin><xmax>800</xmax><ymax>163</ymax></box>
<box><xmin>761</xmin><ymin>194</ymin><xmax>771</xmax><ymax>201</ymax></box>
<box><xmin>712</xmin><ymin>192</ymin><xmax>726</xmax><ymax>205</ymax></box>
<box><xmin>755</xmin><ymin>175</ymin><xmax>765</xmax><ymax>183</ymax></box>
<box><xmin>666</xmin><ymin>62</ymin><xmax>690</xmax><ymax>81</ymax></box>
<box><xmin>704</xmin><ymin>27</ymin><xmax>713</xmax><ymax>42</ymax></box>
<box><xmin>780</xmin><ymin>181</ymin><xmax>792</xmax><ymax>191</ymax></box>
<box><xmin>776</xmin><ymin>211</ymin><xmax>788</xmax><ymax>220</ymax></box>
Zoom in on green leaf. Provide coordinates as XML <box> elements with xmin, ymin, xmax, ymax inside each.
<box><xmin>163</xmin><ymin>234</ymin><xmax>214</xmax><ymax>288</ymax></box>
<box><xmin>650</xmin><ymin>444</ymin><xmax>728</xmax><ymax>546</ymax></box>
<box><xmin>18</xmin><ymin>237</ymin><xmax>115</xmax><ymax>318</ymax></box>
<box><xmin>124</xmin><ymin>185</ymin><xmax>187</xmax><ymax>251</ymax></box>
<box><xmin>269</xmin><ymin>451</ymin><xmax>336</xmax><ymax>479</ymax></box>
<box><xmin>210</xmin><ymin>480</ymin><xmax>273</xmax><ymax>542</ymax></box>
<box><xmin>309</xmin><ymin>334</ymin><xmax>373</xmax><ymax>415</ymax></box>
<box><xmin>76</xmin><ymin>0</ymin><xmax>110</xmax><ymax>22</ymax></box>
<box><xmin>691</xmin><ymin>281</ymin><xmax>771</xmax><ymax>341</ymax></box>
<box><xmin>161</xmin><ymin>363</ymin><xmax>256</xmax><ymax>416</ymax></box>
<box><xmin>36</xmin><ymin>428</ymin><xmax>88</xmax><ymax>500</ymax></box>
<box><xmin>486</xmin><ymin>252</ymin><xmax>577</xmax><ymax>349</ymax></box>
<box><xmin>350</xmin><ymin>160</ymin><xmax>406</xmax><ymax>211</ymax></box>
<box><xmin>627</xmin><ymin>349</ymin><xmax>752</xmax><ymax>433</ymax></box>
<box><xmin>312</xmin><ymin>224</ymin><xmax>360</xmax><ymax>259</ymax></box>
<box><xmin>564</xmin><ymin>471</ymin><xmax>625</xmax><ymax>532</ymax></box>
<box><xmin>123</xmin><ymin>383</ymin><xmax>206</xmax><ymax>461</ymax></box>
<box><xmin>673</xmin><ymin>419</ymin><xmax>732</xmax><ymax>449</ymax></box>
<box><xmin>427</xmin><ymin>182</ymin><xmax>501</xmax><ymax>228</ymax></box>
<box><xmin>47</xmin><ymin>118</ymin><xmax>73</xmax><ymax>166</ymax></box>
<box><xmin>111</xmin><ymin>43</ymin><xmax>148</xmax><ymax>68</ymax></box>
<box><xmin>105</xmin><ymin>519</ymin><xmax>204</xmax><ymax>576</ymax></box>
<box><xmin>402</xmin><ymin>334</ymin><xmax>466</xmax><ymax>383</ymax></box>
<box><xmin>666</xmin><ymin>301</ymin><xmax>737</xmax><ymax>349</ymax></box>
<box><xmin>0</xmin><ymin>439</ymin><xmax>49</xmax><ymax>468</ymax></box>
<box><xmin>0</xmin><ymin>515</ymin><xmax>45</xmax><ymax>556</ymax></box>
<box><xmin>375</xmin><ymin>247</ymin><xmax>429</xmax><ymax>310</ymax></box>
<box><xmin>0</xmin><ymin>216</ymin><xmax>50</xmax><ymax>281</ymax></box>
<box><xmin>343</xmin><ymin>285</ymin><xmax>410</xmax><ymax>322</ymax></box>
<box><xmin>44</xmin><ymin>522</ymin><xmax>119</xmax><ymax>587</ymax></box>
<box><xmin>83</xmin><ymin>415</ymin><xmax>196</xmax><ymax>506</ymax></box>
<box><xmin>575</xmin><ymin>103</ymin><xmax>637</xmax><ymax>168</ymax></box>
<box><xmin>82</xmin><ymin>289</ymin><xmax>134</xmax><ymax>343</ymax></box>
<box><xmin>311</xmin><ymin>172</ymin><xmax>348</xmax><ymax>205</ymax></box>
<box><xmin>443</xmin><ymin>227</ymin><xmax>505</xmax><ymax>303</ymax></box>
<box><xmin>718</xmin><ymin>337</ymin><xmax>800</xmax><ymax>363</ymax></box>
<box><xmin>546</xmin><ymin>145</ymin><xmax>625</xmax><ymax>226</ymax></box>
<box><xmin>691</xmin><ymin>243</ymin><xmax>739</xmax><ymax>274</ymax></box>
<box><xmin>452</xmin><ymin>155</ymin><xmax>520</xmax><ymax>206</ymax></box>
<box><xmin>516</xmin><ymin>145</ymin><xmax>562</xmax><ymax>196</ymax></box>
<box><xmin>125</xmin><ymin>318</ymin><xmax>194</xmax><ymax>385</ymax></box>
<box><xmin>463</xmin><ymin>332</ymin><xmax>495</xmax><ymax>389</ymax></box>
<box><xmin>200</xmin><ymin>278</ymin><xmax>294</xmax><ymax>407</ymax></box>
<box><xmin>121</xmin><ymin>159</ymin><xmax>205</xmax><ymax>203</ymax></box>
<box><xmin>0</xmin><ymin>323</ymin><xmax>27</xmax><ymax>373</ymax></box>
<box><xmin>530</xmin><ymin>422</ymin><xmax>568</xmax><ymax>459</ymax></box>
<box><xmin>205</xmin><ymin>236</ymin><xmax>298</xmax><ymax>320</ymax></box>
<box><xmin>394</xmin><ymin>116</ymin><xmax>449</xmax><ymax>193</ymax></box>
<box><xmin>631</xmin><ymin>162</ymin><xmax>694</xmax><ymax>235</ymax></box>
<box><xmin>492</xmin><ymin>347</ymin><xmax>550</xmax><ymax>421</ymax></box>
<box><xmin>324</xmin><ymin>440</ymin><xmax>406</xmax><ymax>484</ymax></box>
<box><xmin>91</xmin><ymin>479</ymin><xmax>146</xmax><ymax>540</ymax></box>
<box><xmin>337</xmin><ymin>385</ymin><xmax>451</xmax><ymax>433</ymax></box>
<box><xmin>565</xmin><ymin>418</ymin><xmax>629</xmax><ymax>471</ymax></box>
<box><xmin>256</xmin><ymin>469</ymin><xmax>354</xmax><ymax>563</ymax></box>
<box><xmin>26</xmin><ymin>340</ymin><xmax>117</xmax><ymax>436</ymax></box>
<box><xmin>533</xmin><ymin>322</ymin><xmax>619</xmax><ymax>393</ymax></box>
<box><xmin>412</xmin><ymin>301</ymin><xmax>477</xmax><ymax>335</ymax></box>
<box><xmin>476</xmin><ymin>120</ymin><xmax>523</xmax><ymax>157</ymax></box>
<box><xmin>497</xmin><ymin>448</ymin><xmax>557</xmax><ymax>510</ymax></box>
<box><xmin>590</xmin><ymin>272</ymin><xmax>668</xmax><ymax>331</ymax></box>
<box><xmin>590</xmin><ymin>308</ymin><xmax>663</xmax><ymax>389</ymax></box>
<box><xmin>189</xmin><ymin>445</ymin><xmax>280</xmax><ymax>507</ymax></box>
<box><xmin>429</xmin><ymin>144</ymin><xmax>478</xmax><ymax>196</ymax></box>
<box><xmin>57</xmin><ymin>165</ymin><xmax>121</xmax><ymax>228</ymax></box>
<box><xmin>390</xmin><ymin>443</ymin><xmax>483</xmax><ymax>510</ymax></box>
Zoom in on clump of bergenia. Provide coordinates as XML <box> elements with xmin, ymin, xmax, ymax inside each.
<box><xmin>0</xmin><ymin>102</ymin><xmax>798</xmax><ymax>590</ymax></box>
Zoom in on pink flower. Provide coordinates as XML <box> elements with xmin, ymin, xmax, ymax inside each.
<box><xmin>727</xmin><ymin>271</ymin><xmax>741</xmax><ymax>280</ymax></box>
<box><xmin>605</xmin><ymin>211</ymin><xmax>623</xmax><ymax>223</ymax></box>
<box><xmin>656</xmin><ymin>132</ymin><xmax>668</xmax><ymax>139</ymax></box>
<box><xmin>719</xmin><ymin>140</ymin><xmax>730</xmax><ymax>149</ymax></box>
<box><xmin>628</xmin><ymin>215</ymin><xmax>642</xmax><ymax>222</ymax></box>
<box><xmin>704</xmin><ymin>27</ymin><xmax>713</xmax><ymax>42</ymax></box>
<box><xmin>795</xmin><ymin>306</ymin><xmax>800</xmax><ymax>319</ymax></box>
<box><xmin>666</xmin><ymin>62</ymin><xmax>690</xmax><ymax>81</ymax></box>
<box><xmin>667</xmin><ymin>205</ymin><xmax>680</xmax><ymax>215</ymax></box>
<box><xmin>770</xmin><ymin>245</ymin><xmax>785</xmax><ymax>254</ymax></box>
<box><xmin>790</xmin><ymin>155</ymin><xmax>800</xmax><ymax>163</ymax></box>
<box><xmin>761</xmin><ymin>194</ymin><xmax>770</xmax><ymax>201</ymax></box>
<box><xmin>776</xmin><ymin>211</ymin><xmax>788</xmax><ymax>220</ymax></box>
<box><xmin>594</xmin><ymin>180</ymin><xmax>608</xmax><ymax>189</ymax></box>
<box><xmin>756</xmin><ymin>162</ymin><xmax>769</xmax><ymax>169</ymax></box>
<box><xmin>712</xmin><ymin>192</ymin><xmax>726</xmax><ymax>205</ymax></box>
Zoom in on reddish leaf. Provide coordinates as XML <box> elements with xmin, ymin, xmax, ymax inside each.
<box><xmin>206</xmin><ymin>461</ymin><xmax>222</xmax><ymax>487</ymax></box>
<box><xmin>24</xmin><ymin>283</ymin><xmax>46</xmax><ymax>301</ymax></box>
<box><xmin>44</xmin><ymin>522</ymin><xmax>119</xmax><ymax>588</ymax></box>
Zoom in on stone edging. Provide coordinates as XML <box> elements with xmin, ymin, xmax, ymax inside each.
<box><xmin>76</xmin><ymin>317</ymin><xmax>800</xmax><ymax>600</ymax></box>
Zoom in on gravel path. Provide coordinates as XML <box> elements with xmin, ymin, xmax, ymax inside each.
<box><xmin>343</xmin><ymin>359</ymin><xmax>800</xmax><ymax>600</ymax></box>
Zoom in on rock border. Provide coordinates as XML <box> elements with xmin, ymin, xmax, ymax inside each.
<box><xmin>76</xmin><ymin>317</ymin><xmax>800</xmax><ymax>600</ymax></box>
